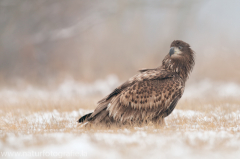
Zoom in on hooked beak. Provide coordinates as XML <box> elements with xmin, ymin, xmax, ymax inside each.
<box><xmin>169</xmin><ymin>47</ymin><xmax>174</xmax><ymax>56</ymax></box>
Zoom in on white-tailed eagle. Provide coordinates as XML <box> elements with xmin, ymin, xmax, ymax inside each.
<box><xmin>78</xmin><ymin>40</ymin><xmax>195</xmax><ymax>126</ymax></box>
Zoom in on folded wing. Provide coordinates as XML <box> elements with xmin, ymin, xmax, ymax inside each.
<box><xmin>108</xmin><ymin>76</ymin><xmax>183</xmax><ymax>123</ymax></box>
<box><xmin>85</xmin><ymin>70</ymin><xmax>184</xmax><ymax>124</ymax></box>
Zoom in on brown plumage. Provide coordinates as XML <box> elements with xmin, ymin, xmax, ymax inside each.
<box><xmin>78</xmin><ymin>40</ymin><xmax>195</xmax><ymax>126</ymax></box>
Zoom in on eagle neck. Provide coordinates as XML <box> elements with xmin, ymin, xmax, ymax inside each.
<box><xmin>161</xmin><ymin>58</ymin><xmax>191</xmax><ymax>82</ymax></box>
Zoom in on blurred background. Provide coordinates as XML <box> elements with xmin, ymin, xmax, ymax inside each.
<box><xmin>1</xmin><ymin>0</ymin><xmax>240</xmax><ymax>88</ymax></box>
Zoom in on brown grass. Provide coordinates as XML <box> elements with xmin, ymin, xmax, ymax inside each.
<box><xmin>1</xmin><ymin>97</ymin><xmax>240</xmax><ymax>134</ymax></box>
<box><xmin>1</xmin><ymin>96</ymin><xmax>240</xmax><ymax>157</ymax></box>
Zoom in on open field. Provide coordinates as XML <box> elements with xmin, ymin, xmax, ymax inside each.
<box><xmin>1</xmin><ymin>1</ymin><xmax>240</xmax><ymax>159</ymax></box>
<box><xmin>1</xmin><ymin>77</ymin><xmax>240</xmax><ymax>159</ymax></box>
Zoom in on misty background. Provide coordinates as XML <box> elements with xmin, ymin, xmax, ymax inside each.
<box><xmin>1</xmin><ymin>0</ymin><xmax>240</xmax><ymax>88</ymax></box>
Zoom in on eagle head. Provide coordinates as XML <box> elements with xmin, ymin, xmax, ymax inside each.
<box><xmin>163</xmin><ymin>40</ymin><xmax>195</xmax><ymax>80</ymax></box>
<box><xmin>169</xmin><ymin>40</ymin><xmax>191</xmax><ymax>58</ymax></box>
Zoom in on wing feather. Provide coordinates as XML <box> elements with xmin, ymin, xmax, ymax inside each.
<box><xmin>88</xmin><ymin>69</ymin><xmax>183</xmax><ymax>124</ymax></box>
<box><xmin>162</xmin><ymin>97</ymin><xmax>180</xmax><ymax>118</ymax></box>
<box><xmin>107</xmin><ymin>75</ymin><xmax>184</xmax><ymax>123</ymax></box>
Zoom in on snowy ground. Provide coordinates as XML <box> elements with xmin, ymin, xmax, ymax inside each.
<box><xmin>2</xmin><ymin>130</ymin><xmax>240</xmax><ymax>159</ymax></box>
<box><xmin>1</xmin><ymin>75</ymin><xmax>240</xmax><ymax>159</ymax></box>
<box><xmin>1</xmin><ymin>108</ymin><xmax>240</xmax><ymax>159</ymax></box>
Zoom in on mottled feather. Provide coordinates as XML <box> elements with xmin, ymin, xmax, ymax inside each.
<box><xmin>107</xmin><ymin>75</ymin><xmax>184</xmax><ymax>123</ymax></box>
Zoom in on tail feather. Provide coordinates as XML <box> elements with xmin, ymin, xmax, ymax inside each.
<box><xmin>78</xmin><ymin>113</ymin><xmax>92</xmax><ymax>123</ymax></box>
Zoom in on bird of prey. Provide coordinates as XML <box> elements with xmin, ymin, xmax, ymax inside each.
<box><xmin>78</xmin><ymin>40</ymin><xmax>195</xmax><ymax>127</ymax></box>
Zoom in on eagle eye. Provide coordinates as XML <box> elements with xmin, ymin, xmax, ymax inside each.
<box><xmin>178</xmin><ymin>46</ymin><xmax>183</xmax><ymax>50</ymax></box>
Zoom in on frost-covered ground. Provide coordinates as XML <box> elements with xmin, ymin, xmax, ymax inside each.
<box><xmin>1</xmin><ymin>108</ymin><xmax>240</xmax><ymax>159</ymax></box>
<box><xmin>1</xmin><ymin>75</ymin><xmax>240</xmax><ymax>159</ymax></box>
<box><xmin>2</xmin><ymin>130</ymin><xmax>240</xmax><ymax>159</ymax></box>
